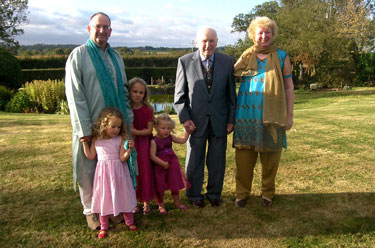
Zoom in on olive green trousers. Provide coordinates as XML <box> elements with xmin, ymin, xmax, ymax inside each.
<box><xmin>235</xmin><ymin>148</ymin><xmax>282</xmax><ymax>200</ymax></box>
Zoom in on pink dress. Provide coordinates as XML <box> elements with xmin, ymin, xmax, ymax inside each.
<box><xmin>91</xmin><ymin>136</ymin><xmax>137</xmax><ymax>216</ymax></box>
<box><xmin>153</xmin><ymin>135</ymin><xmax>191</xmax><ymax>194</ymax></box>
<box><xmin>133</xmin><ymin>105</ymin><xmax>155</xmax><ymax>202</ymax></box>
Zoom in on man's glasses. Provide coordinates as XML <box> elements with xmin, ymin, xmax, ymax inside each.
<box><xmin>91</xmin><ymin>25</ymin><xmax>111</xmax><ymax>31</ymax></box>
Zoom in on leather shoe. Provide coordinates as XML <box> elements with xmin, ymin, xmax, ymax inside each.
<box><xmin>262</xmin><ymin>197</ymin><xmax>273</xmax><ymax>207</ymax></box>
<box><xmin>86</xmin><ymin>214</ymin><xmax>100</xmax><ymax>231</ymax></box>
<box><xmin>208</xmin><ymin>198</ymin><xmax>221</xmax><ymax>207</ymax></box>
<box><xmin>235</xmin><ymin>198</ymin><xmax>247</xmax><ymax>208</ymax></box>
<box><xmin>191</xmin><ymin>199</ymin><xmax>205</xmax><ymax>208</ymax></box>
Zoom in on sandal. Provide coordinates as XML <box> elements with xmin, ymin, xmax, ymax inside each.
<box><xmin>128</xmin><ymin>224</ymin><xmax>139</xmax><ymax>232</ymax></box>
<box><xmin>176</xmin><ymin>204</ymin><xmax>188</xmax><ymax>210</ymax></box>
<box><xmin>98</xmin><ymin>229</ymin><xmax>108</xmax><ymax>239</ymax></box>
<box><xmin>158</xmin><ymin>206</ymin><xmax>168</xmax><ymax>215</ymax></box>
<box><xmin>133</xmin><ymin>206</ymin><xmax>140</xmax><ymax>214</ymax></box>
<box><xmin>143</xmin><ymin>205</ymin><xmax>151</xmax><ymax>215</ymax></box>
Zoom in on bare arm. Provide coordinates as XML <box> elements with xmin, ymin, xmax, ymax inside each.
<box><xmin>150</xmin><ymin>139</ymin><xmax>169</xmax><ymax>169</ymax></box>
<box><xmin>81</xmin><ymin>139</ymin><xmax>97</xmax><ymax>160</ymax></box>
<box><xmin>283</xmin><ymin>55</ymin><xmax>295</xmax><ymax>130</ymax></box>
<box><xmin>171</xmin><ymin>132</ymin><xmax>189</xmax><ymax>144</ymax></box>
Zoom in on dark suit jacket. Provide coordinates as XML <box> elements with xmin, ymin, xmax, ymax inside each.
<box><xmin>174</xmin><ymin>50</ymin><xmax>237</xmax><ymax>138</ymax></box>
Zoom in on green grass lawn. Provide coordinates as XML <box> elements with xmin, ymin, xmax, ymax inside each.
<box><xmin>1</xmin><ymin>88</ymin><xmax>375</xmax><ymax>247</ymax></box>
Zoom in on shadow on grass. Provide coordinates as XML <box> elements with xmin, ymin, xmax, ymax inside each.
<box><xmin>1</xmin><ymin>185</ymin><xmax>375</xmax><ymax>247</ymax></box>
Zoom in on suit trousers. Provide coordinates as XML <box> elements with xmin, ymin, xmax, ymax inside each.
<box><xmin>185</xmin><ymin>122</ymin><xmax>227</xmax><ymax>201</ymax></box>
<box><xmin>235</xmin><ymin>148</ymin><xmax>282</xmax><ymax>200</ymax></box>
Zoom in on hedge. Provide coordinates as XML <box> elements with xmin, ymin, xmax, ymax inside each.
<box><xmin>19</xmin><ymin>56</ymin><xmax>179</xmax><ymax>69</ymax></box>
<box><xmin>22</xmin><ymin>67</ymin><xmax>177</xmax><ymax>84</ymax></box>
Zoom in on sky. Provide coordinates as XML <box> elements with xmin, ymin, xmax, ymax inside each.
<box><xmin>15</xmin><ymin>0</ymin><xmax>268</xmax><ymax>48</ymax></box>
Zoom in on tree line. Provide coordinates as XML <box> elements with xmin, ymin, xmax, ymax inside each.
<box><xmin>225</xmin><ymin>0</ymin><xmax>375</xmax><ymax>88</ymax></box>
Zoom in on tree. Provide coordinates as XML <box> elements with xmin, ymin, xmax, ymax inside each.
<box><xmin>228</xmin><ymin>1</ymin><xmax>280</xmax><ymax>60</ymax></box>
<box><xmin>230</xmin><ymin>0</ymin><xmax>375</xmax><ymax>87</ymax></box>
<box><xmin>231</xmin><ymin>1</ymin><xmax>280</xmax><ymax>33</ymax></box>
<box><xmin>0</xmin><ymin>0</ymin><xmax>29</xmax><ymax>51</ymax></box>
<box><xmin>0</xmin><ymin>48</ymin><xmax>23</xmax><ymax>89</ymax></box>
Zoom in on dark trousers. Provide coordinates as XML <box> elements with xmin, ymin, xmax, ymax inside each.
<box><xmin>185</xmin><ymin>123</ymin><xmax>227</xmax><ymax>201</ymax></box>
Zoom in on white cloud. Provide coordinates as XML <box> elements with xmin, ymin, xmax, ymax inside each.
<box><xmin>17</xmin><ymin>0</ymin><xmax>266</xmax><ymax>47</ymax></box>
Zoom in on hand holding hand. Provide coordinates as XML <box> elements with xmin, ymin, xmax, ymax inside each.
<box><xmin>128</xmin><ymin>140</ymin><xmax>134</xmax><ymax>150</ymax></box>
<box><xmin>183</xmin><ymin>120</ymin><xmax>196</xmax><ymax>134</ymax></box>
<box><xmin>79</xmin><ymin>136</ymin><xmax>92</xmax><ymax>143</ymax></box>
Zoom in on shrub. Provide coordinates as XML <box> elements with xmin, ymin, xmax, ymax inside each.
<box><xmin>23</xmin><ymin>80</ymin><xmax>66</xmax><ymax>113</ymax></box>
<box><xmin>0</xmin><ymin>86</ymin><xmax>14</xmax><ymax>111</ymax></box>
<box><xmin>0</xmin><ymin>49</ymin><xmax>23</xmax><ymax>89</ymax></box>
<box><xmin>5</xmin><ymin>80</ymin><xmax>66</xmax><ymax>113</ymax></box>
<box><xmin>5</xmin><ymin>90</ymin><xmax>34</xmax><ymax>113</ymax></box>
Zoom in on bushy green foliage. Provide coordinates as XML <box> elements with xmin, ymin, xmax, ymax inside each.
<box><xmin>5</xmin><ymin>90</ymin><xmax>34</xmax><ymax>113</ymax></box>
<box><xmin>0</xmin><ymin>49</ymin><xmax>23</xmax><ymax>89</ymax></box>
<box><xmin>0</xmin><ymin>86</ymin><xmax>14</xmax><ymax>111</ymax></box>
<box><xmin>23</xmin><ymin>80</ymin><xmax>66</xmax><ymax>113</ymax></box>
<box><xmin>5</xmin><ymin>80</ymin><xmax>66</xmax><ymax>113</ymax></box>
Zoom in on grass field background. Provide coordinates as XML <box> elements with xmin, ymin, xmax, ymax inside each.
<box><xmin>0</xmin><ymin>88</ymin><xmax>374</xmax><ymax>247</ymax></box>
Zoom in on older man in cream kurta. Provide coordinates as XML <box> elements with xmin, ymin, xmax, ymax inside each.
<box><xmin>65</xmin><ymin>12</ymin><xmax>133</xmax><ymax>230</ymax></box>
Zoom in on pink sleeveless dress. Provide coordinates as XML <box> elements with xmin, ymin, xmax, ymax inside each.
<box><xmin>153</xmin><ymin>135</ymin><xmax>191</xmax><ymax>194</ymax></box>
<box><xmin>91</xmin><ymin>136</ymin><xmax>137</xmax><ymax>216</ymax></box>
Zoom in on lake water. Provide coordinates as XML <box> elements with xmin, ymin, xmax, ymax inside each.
<box><xmin>152</xmin><ymin>102</ymin><xmax>175</xmax><ymax>113</ymax></box>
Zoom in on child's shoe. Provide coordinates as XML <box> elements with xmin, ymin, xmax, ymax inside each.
<box><xmin>177</xmin><ymin>204</ymin><xmax>188</xmax><ymax>210</ymax></box>
<box><xmin>143</xmin><ymin>205</ymin><xmax>151</xmax><ymax>215</ymax></box>
<box><xmin>158</xmin><ymin>206</ymin><xmax>168</xmax><ymax>215</ymax></box>
<box><xmin>128</xmin><ymin>224</ymin><xmax>138</xmax><ymax>231</ymax></box>
<box><xmin>98</xmin><ymin>229</ymin><xmax>108</xmax><ymax>239</ymax></box>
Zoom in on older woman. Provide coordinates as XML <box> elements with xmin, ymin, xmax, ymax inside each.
<box><xmin>233</xmin><ymin>16</ymin><xmax>294</xmax><ymax>208</ymax></box>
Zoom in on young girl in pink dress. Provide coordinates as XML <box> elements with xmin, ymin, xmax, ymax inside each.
<box><xmin>81</xmin><ymin>107</ymin><xmax>138</xmax><ymax>239</ymax></box>
<box><xmin>150</xmin><ymin>113</ymin><xmax>191</xmax><ymax>215</ymax></box>
<box><xmin>128</xmin><ymin>77</ymin><xmax>155</xmax><ymax>215</ymax></box>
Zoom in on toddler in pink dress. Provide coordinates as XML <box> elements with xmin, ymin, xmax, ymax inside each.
<box><xmin>81</xmin><ymin>107</ymin><xmax>138</xmax><ymax>239</ymax></box>
<box><xmin>150</xmin><ymin>113</ymin><xmax>191</xmax><ymax>215</ymax></box>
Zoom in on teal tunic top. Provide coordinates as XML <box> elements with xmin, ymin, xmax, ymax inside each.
<box><xmin>233</xmin><ymin>49</ymin><xmax>288</xmax><ymax>152</ymax></box>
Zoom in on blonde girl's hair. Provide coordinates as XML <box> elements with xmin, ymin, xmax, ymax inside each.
<box><xmin>247</xmin><ymin>16</ymin><xmax>278</xmax><ymax>41</ymax></box>
<box><xmin>92</xmin><ymin>107</ymin><xmax>128</xmax><ymax>140</ymax></box>
<box><xmin>154</xmin><ymin>113</ymin><xmax>175</xmax><ymax>131</ymax></box>
<box><xmin>128</xmin><ymin>77</ymin><xmax>153</xmax><ymax>109</ymax></box>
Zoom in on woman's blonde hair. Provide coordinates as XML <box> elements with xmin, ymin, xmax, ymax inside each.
<box><xmin>128</xmin><ymin>77</ymin><xmax>152</xmax><ymax>109</ymax></box>
<box><xmin>154</xmin><ymin>113</ymin><xmax>175</xmax><ymax>131</ymax></box>
<box><xmin>247</xmin><ymin>16</ymin><xmax>278</xmax><ymax>41</ymax></box>
<box><xmin>92</xmin><ymin>107</ymin><xmax>128</xmax><ymax>139</ymax></box>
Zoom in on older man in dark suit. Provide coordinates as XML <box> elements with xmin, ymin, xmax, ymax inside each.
<box><xmin>174</xmin><ymin>27</ymin><xmax>237</xmax><ymax>208</ymax></box>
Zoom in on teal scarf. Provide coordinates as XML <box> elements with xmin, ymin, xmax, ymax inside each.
<box><xmin>85</xmin><ymin>39</ymin><xmax>130</xmax><ymax>127</ymax></box>
<box><xmin>86</xmin><ymin>39</ymin><xmax>138</xmax><ymax>185</ymax></box>
<box><xmin>124</xmin><ymin>140</ymin><xmax>138</xmax><ymax>190</ymax></box>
